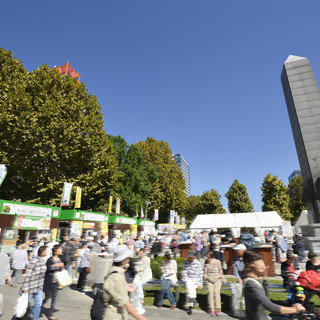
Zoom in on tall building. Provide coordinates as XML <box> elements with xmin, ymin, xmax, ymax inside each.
<box><xmin>281</xmin><ymin>55</ymin><xmax>320</xmax><ymax>222</ymax></box>
<box><xmin>172</xmin><ymin>154</ymin><xmax>191</xmax><ymax>197</ymax></box>
<box><xmin>288</xmin><ymin>170</ymin><xmax>301</xmax><ymax>182</ymax></box>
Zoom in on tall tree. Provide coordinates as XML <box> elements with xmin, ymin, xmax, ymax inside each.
<box><xmin>288</xmin><ymin>176</ymin><xmax>306</xmax><ymax>222</ymax></box>
<box><xmin>136</xmin><ymin>137</ymin><xmax>187</xmax><ymax>222</ymax></box>
<box><xmin>107</xmin><ymin>135</ymin><xmax>157</xmax><ymax>217</ymax></box>
<box><xmin>198</xmin><ymin>189</ymin><xmax>226</xmax><ymax>214</ymax></box>
<box><xmin>261</xmin><ymin>174</ymin><xmax>292</xmax><ymax>220</ymax></box>
<box><xmin>185</xmin><ymin>195</ymin><xmax>201</xmax><ymax>223</ymax></box>
<box><xmin>0</xmin><ymin>49</ymin><xmax>119</xmax><ymax>209</ymax></box>
<box><xmin>225</xmin><ymin>179</ymin><xmax>254</xmax><ymax>213</ymax></box>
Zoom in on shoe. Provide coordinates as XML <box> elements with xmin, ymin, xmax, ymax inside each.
<box><xmin>187</xmin><ymin>310</ymin><xmax>193</xmax><ymax>315</ymax></box>
<box><xmin>209</xmin><ymin>310</ymin><xmax>215</xmax><ymax>316</ymax></box>
<box><xmin>215</xmin><ymin>310</ymin><xmax>221</xmax><ymax>316</ymax></box>
<box><xmin>156</xmin><ymin>305</ymin><xmax>162</xmax><ymax>309</ymax></box>
<box><xmin>136</xmin><ymin>307</ymin><xmax>146</xmax><ymax>315</ymax></box>
<box><xmin>170</xmin><ymin>305</ymin><xmax>176</xmax><ymax>310</ymax></box>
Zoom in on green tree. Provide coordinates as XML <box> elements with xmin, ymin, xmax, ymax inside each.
<box><xmin>225</xmin><ymin>179</ymin><xmax>254</xmax><ymax>213</ymax></box>
<box><xmin>107</xmin><ymin>135</ymin><xmax>157</xmax><ymax>217</ymax></box>
<box><xmin>0</xmin><ymin>49</ymin><xmax>119</xmax><ymax>209</ymax></box>
<box><xmin>261</xmin><ymin>173</ymin><xmax>292</xmax><ymax>220</ymax></box>
<box><xmin>136</xmin><ymin>137</ymin><xmax>187</xmax><ymax>222</ymax></box>
<box><xmin>288</xmin><ymin>176</ymin><xmax>306</xmax><ymax>222</ymax></box>
<box><xmin>185</xmin><ymin>195</ymin><xmax>201</xmax><ymax>223</ymax></box>
<box><xmin>198</xmin><ymin>189</ymin><xmax>226</xmax><ymax>214</ymax></box>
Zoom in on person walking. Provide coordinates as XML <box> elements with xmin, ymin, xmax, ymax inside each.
<box><xmin>134</xmin><ymin>248</ymin><xmax>152</xmax><ymax>314</ymax></box>
<box><xmin>239</xmin><ymin>228</ymin><xmax>254</xmax><ymax>248</ymax></box>
<box><xmin>61</xmin><ymin>238</ymin><xmax>76</xmax><ymax>279</ymax></box>
<box><xmin>0</xmin><ymin>250</ymin><xmax>12</xmax><ymax>318</ymax></box>
<box><xmin>77</xmin><ymin>242</ymin><xmax>91</xmax><ymax>292</ymax></box>
<box><xmin>181</xmin><ymin>251</ymin><xmax>203</xmax><ymax>316</ymax></box>
<box><xmin>43</xmin><ymin>245</ymin><xmax>64</xmax><ymax>320</ymax></box>
<box><xmin>204</xmin><ymin>252</ymin><xmax>223</xmax><ymax>316</ymax></box>
<box><xmin>102</xmin><ymin>244</ymin><xmax>148</xmax><ymax>320</ymax></box>
<box><xmin>232</xmin><ymin>244</ymin><xmax>246</xmax><ymax>283</ymax></box>
<box><xmin>150</xmin><ymin>237</ymin><xmax>162</xmax><ymax>258</ymax></box>
<box><xmin>10</xmin><ymin>240</ymin><xmax>29</xmax><ymax>287</ymax></box>
<box><xmin>194</xmin><ymin>233</ymin><xmax>202</xmax><ymax>260</ymax></box>
<box><xmin>292</xmin><ymin>234</ymin><xmax>305</xmax><ymax>270</ymax></box>
<box><xmin>21</xmin><ymin>246</ymin><xmax>48</xmax><ymax>320</ymax></box>
<box><xmin>243</xmin><ymin>250</ymin><xmax>305</xmax><ymax>320</ymax></box>
<box><xmin>155</xmin><ymin>251</ymin><xmax>177</xmax><ymax>309</ymax></box>
<box><xmin>201</xmin><ymin>231</ymin><xmax>209</xmax><ymax>258</ymax></box>
<box><xmin>170</xmin><ymin>231</ymin><xmax>179</xmax><ymax>258</ymax></box>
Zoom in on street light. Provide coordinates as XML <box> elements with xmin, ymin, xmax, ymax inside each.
<box><xmin>145</xmin><ymin>201</ymin><xmax>151</xmax><ymax>220</ymax></box>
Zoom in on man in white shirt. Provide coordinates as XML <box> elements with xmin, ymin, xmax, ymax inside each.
<box><xmin>10</xmin><ymin>240</ymin><xmax>29</xmax><ymax>287</ymax></box>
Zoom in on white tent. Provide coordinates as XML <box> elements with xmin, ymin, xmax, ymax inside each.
<box><xmin>189</xmin><ymin>211</ymin><xmax>284</xmax><ymax>238</ymax></box>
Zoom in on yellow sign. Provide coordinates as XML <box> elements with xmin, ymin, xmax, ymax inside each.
<box><xmin>75</xmin><ymin>187</ymin><xmax>82</xmax><ymax>209</ymax></box>
<box><xmin>108</xmin><ymin>196</ymin><xmax>113</xmax><ymax>214</ymax></box>
<box><xmin>51</xmin><ymin>228</ymin><xmax>58</xmax><ymax>241</ymax></box>
<box><xmin>130</xmin><ymin>224</ymin><xmax>138</xmax><ymax>238</ymax></box>
<box><xmin>83</xmin><ymin>222</ymin><xmax>95</xmax><ymax>229</ymax></box>
<box><xmin>116</xmin><ymin>198</ymin><xmax>120</xmax><ymax>214</ymax></box>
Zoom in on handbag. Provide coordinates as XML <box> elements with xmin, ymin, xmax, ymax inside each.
<box><xmin>56</xmin><ymin>269</ymin><xmax>72</xmax><ymax>288</ymax></box>
<box><xmin>15</xmin><ymin>293</ymin><xmax>28</xmax><ymax>318</ymax></box>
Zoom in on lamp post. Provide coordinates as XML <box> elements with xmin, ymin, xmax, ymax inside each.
<box><xmin>145</xmin><ymin>201</ymin><xmax>151</xmax><ymax>220</ymax></box>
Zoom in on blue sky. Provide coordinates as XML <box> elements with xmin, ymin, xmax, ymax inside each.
<box><xmin>1</xmin><ymin>1</ymin><xmax>320</xmax><ymax>211</ymax></box>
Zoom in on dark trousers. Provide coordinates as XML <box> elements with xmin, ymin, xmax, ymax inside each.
<box><xmin>77</xmin><ymin>268</ymin><xmax>88</xmax><ymax>290</ymax></box>
<box><xmin>44</xmin><ymin>284</ymin><xmax>58</xmax><ymax>317</ymax></box>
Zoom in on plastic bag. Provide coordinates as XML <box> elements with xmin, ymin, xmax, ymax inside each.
<box><xmin>230</xmin><ymin>282</ymin><xmax>245</xmax><ymax>318</ymax></box>
<box><xmin>56</xmin><ymin>269</ymin><xmax>72</xmax><ymax>289</ymax></box>
<box><xmin>15</xmin><ymin>293</ymin><xmax>28</xmax><ymax>318</ymax></box>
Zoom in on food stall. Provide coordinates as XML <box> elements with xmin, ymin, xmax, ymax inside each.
<box><xmin>59</xmin><ymin>209</ymin><xmax>108</xmax><ymax>240</ymax></box>
<box><xmin>157</xmin><ymin>223</ymin><xmax>186</xmax><ymax>234</ymax></box>
<box><xmin>0</xmin><ymin>199</ymin><xmax>60</xmax><ymax>253</ymax></box>
<box><xmin>108</xmin><ymin>216</ymin><xmax>137</xmax><ymax>239</ymax></box>
<box><xmin>137</xmin><ymin>219</ymin><xmax>156</xmax><ymax>235</ymax></box>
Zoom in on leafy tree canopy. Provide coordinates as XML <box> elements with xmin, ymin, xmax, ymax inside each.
<box><xmin>261</xmin><ymin>173</ymin><xmax>292</xmax><ymax>220</ymax></box>
<box><xmin>288</xmin><ymin>176</ymin><xmax>306</xmax><ymax>222</ymax></box>
<box><xmin>0</xmin><ymin>49</ymin><xmax>119</xmax><ymax>210</ymax></box>
<box><xmin>185</xmin><ymin>195</ymin><xmax>201</xmax><ymax>223</ymax></box>
<box><xmin>225</xmin><ymin>179</ymin><xmax>254</xmax><ymax>213</ymax></box>
<box><xmin>106</xmin><ymin>135</ymin><xmax>157</xmax><ymax>217</ymax></box>
<box><xmin>198</xmin><ymin>189</ymin><xmax>225</xmax><ymax>214</ymax></box>
<box><xmin>136</xmin><ymin>137</ymin><xmax>187</xmax><ymax>222</ymax></box>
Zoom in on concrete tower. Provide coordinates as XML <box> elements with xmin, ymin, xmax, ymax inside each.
<box><xmin>281</xmin><ymin>55</ymin><xmax>320</xmax><ymax>223</ymax></box>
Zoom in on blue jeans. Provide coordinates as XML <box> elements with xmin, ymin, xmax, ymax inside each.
<box><xmin>65</xmin><ymin>264</ymin><xmax>73</xmax><ymax>279</ymax></box>
<box><xmin>155</xmin><ymin>279</ymin><xmax>176</xmax><ymax>306</ymax></box>
<box><xmin>28</xmin><ymin>291</ymin><xmax>43</xmax><ymax>320</ymax></box>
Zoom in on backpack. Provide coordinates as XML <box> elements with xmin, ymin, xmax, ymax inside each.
<box><xmin>90</xmin><ymin>271</ymin><xmax>118</xmax><ymax>320</ymax></box>
<box><xmin>297</xmin><ymin>270</ymin><xmax>320</xmax><ymax>291</ymax></box>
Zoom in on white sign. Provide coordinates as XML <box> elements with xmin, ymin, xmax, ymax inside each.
<box><xmin>80</xmin><ymin>212</ymin><xmax>105</xmax><ymax>222</ymax></box>
<box><xmin>2</xmin><ymin>203</ymin><xmax>52</xmax><ymax>217</ymax></box>
<box><xmin>0</xmin><ymin>165</ymin><xmax>7</xmax><ymax>186</ymax></box>
<box><xmin>140</xmin><ymin>220</ymin><xmax>155</xmax><ymax>226</ymax></box>
<box><xmin>117</xmin><ymin>217</ymin><xmax>136</xmax><ymax>224</ymax></box>
<box><xmin>61</xmin><ymin>182</ymin><xmax>73</xmax><ymax>206</ymax></box>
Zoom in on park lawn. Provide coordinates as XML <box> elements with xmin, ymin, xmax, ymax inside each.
<box><xmin>143</xmin><ymin>277</ymin><xmax>320</xmax><ymax>312</ymax></box>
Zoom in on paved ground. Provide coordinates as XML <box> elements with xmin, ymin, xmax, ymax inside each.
<box><xmin>2</xmin><ymin>281</ymin><xmax>286</xmax><ymax>320</ymax></box>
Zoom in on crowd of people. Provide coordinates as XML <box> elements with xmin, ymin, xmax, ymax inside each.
<box><xmin>0</xmin><ymin>228</ymin><xmax>318</xmax><ymax>320</ymax></box>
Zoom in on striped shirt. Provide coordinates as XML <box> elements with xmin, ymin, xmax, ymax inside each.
<box><xmin>22</xmin><ymin>257</ymin><xmax>46</xmax><ymax>293</ymax></box>
<box><xmin>181</xmin><ymin>259</ymin><xmax>203</xmax><ymax>286</ymax></box>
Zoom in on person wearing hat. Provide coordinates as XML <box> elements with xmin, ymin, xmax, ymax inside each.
<box><xmin>102</xmin><ymin>245</ymin><xmax>148</xmax><ymax>320</ymax></box>
<box><xmin>232</xmin><ymin>244</ymin><xmax>246</xmax><ymax>283</ymax></box>
<box><xmin>181</xmin><ymin>250</ymin><xmax>203</xmax><ymax>315</ymax></box>
<box><xmin>61</xmin><ymin>238</ymin><xmax>77</xmax><ymax>279</ymax></box>
<box><xmin>155</xmin><ymin>251</ymin><xmax>177</xmax><ymax>309</ymax></box>
<box><xmin>292</xmin><ymin>234</ymin><xmax>305</xmax><ymax>270</ymax></box>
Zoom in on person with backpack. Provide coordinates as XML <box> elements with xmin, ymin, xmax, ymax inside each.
<box><xmin>99</xmin><ymin>244</ymin><xmax>148</xmax><ymax>320</ymax></box>
<box><xmin>243</xmin><ymin>250</ymin><xmax>305</xmax><ymax>320</ymax></box>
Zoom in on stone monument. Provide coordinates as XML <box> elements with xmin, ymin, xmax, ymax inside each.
<box><xmin>281</xmin><ymin>55</ymin><xmax>320</xmax><ymax>251</ymax></box>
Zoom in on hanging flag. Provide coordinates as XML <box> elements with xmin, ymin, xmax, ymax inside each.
<box><xmin>0</xmin><ymin>164</ymin><xmax>7</xmax><ymax>186</ymax></box>
<box><xmin>169</xmin><ymin>210</ymin><xmax>175</xmax><ymax>224</ymax></box>
<box><xmin>140</xmin><ymin>205</ymin><xmax>144</xmax><ymax>219</ymax></box>
<box><xmin>108</xmin><ymin>196</ymin><xmax>113</xmax><ymax>213</ymax></box>
<box><xmin>176</xmin><ymin>215</ymin><xmax>180</xmax><ymax>224</ymax></box>
<box><xmin>74</xmin><ymin>187</ymin><xmax>82</xmax><ymax>209</ymax></box>
<box><xmin>61</xmin><ymin>182</ymin><xmax>73</xmax><ymax>206</ymax></box>
<box><xmin>154</xmin><ymin>209</ymin><xmax>159</xmax><ymax>221</ymax></box>
<box><xmin>136</xmin><ymin>204</ymin><xmax>139</xmax><ymax>218</ymax></box>
<box><xmin>116</xmin><ymin>198</ymin><xmax>121</xmax><ymax>214</ymax></box>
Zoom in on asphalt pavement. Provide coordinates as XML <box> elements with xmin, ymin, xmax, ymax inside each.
<box><xmin>1</xmin><ymin>282</ymin><xmax>286</xmax><ymax>320</ymax></box>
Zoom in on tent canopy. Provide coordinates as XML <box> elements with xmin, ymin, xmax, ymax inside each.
<box><xmin>189</xmin><ymin>211</ymin><xmax>283</xmax><ymax>233</ymax></box>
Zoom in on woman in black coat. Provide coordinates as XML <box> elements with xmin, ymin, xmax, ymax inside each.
<box><xmin>43</xmin><ymin>245</ymin><xmax>64</xmax><ymax>320</ymax></box>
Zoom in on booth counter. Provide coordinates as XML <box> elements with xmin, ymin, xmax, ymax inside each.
<box><xmin>224</xmin><ymin>245</ymin><xmax>275</xmax><ymax>276</ymax></box>
<box><xmin>137</xmin><ymin>219</ymin><xmax>155</xmax><ymax>235</ymax></box>
<box><xmin>0</xmin><ymin>199</ymin><xmax>61</xmax><ymax>253</ymax></box>
<box><xmin>59</xmin><ymin>209</ymin><xmax>108</xmax><ymax>239</ymax></box>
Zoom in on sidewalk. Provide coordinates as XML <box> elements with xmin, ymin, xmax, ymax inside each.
<box><xmin>2</xmin><ymin>283</ymin><xmax>286</xmax><ymax>320</ymax></box>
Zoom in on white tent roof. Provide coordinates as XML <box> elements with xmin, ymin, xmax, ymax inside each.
<box><xmin>189</xmin><ymin>211</ymin><xmax>283</xmax><ymax>230</ymax></box>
